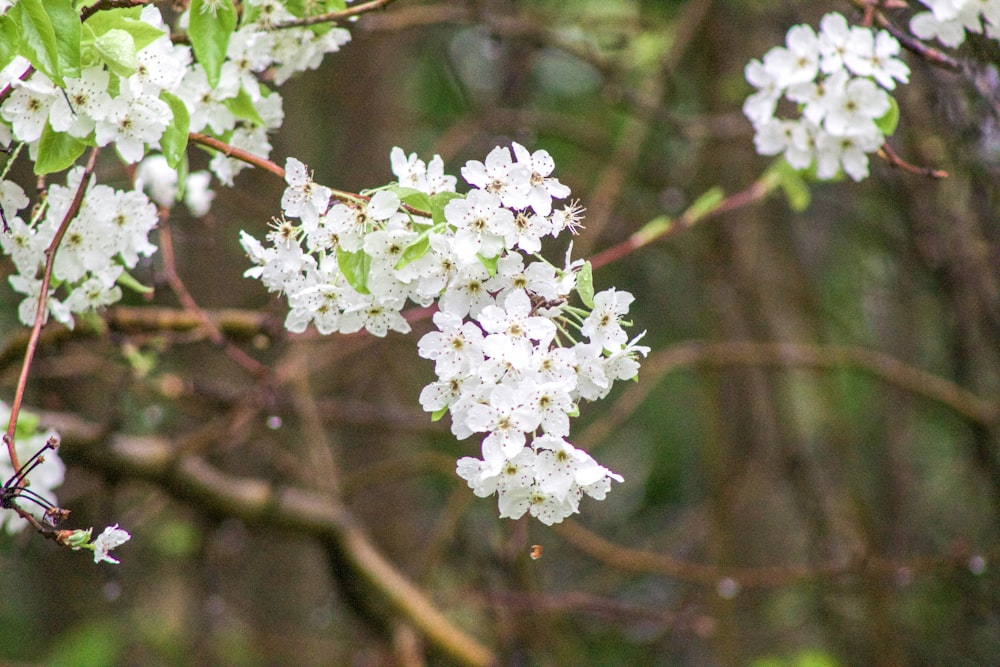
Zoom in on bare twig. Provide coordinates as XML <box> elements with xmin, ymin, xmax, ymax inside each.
<box><xmin>277</xmin><ymin>0</ymin><xmax>399</xmax><ymax>29</ymax></box>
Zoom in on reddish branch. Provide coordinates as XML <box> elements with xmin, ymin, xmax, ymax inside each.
<box><xmin>4</xmin><ymin>147</ymin><xmax>101</xmax><ymax>473</ymax></box>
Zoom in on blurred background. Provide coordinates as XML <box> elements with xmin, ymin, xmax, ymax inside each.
<box><xmin>2</xmin><ymin>1</ymin><xmax>999</xmax><ymax>665</ymax></box>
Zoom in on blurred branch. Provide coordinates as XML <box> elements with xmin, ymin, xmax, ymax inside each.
<box><xmin>49</xmin><ymin>412</ymin><xmax>497</xmax><ymax>667</ymax></box>
<box><xmin>156</xmin><ymin>216</ymin><xmax>268</xmax><ymax>376</ymax></box>
<box><xmin>556</xmin><ymin>518</ymin><xmax>998</xmax><ymax>589</ymax></box>
<box><xmin>578</xmin><ymin>339</ymin><xmax>999</xmax><ymax>450</ymax></box>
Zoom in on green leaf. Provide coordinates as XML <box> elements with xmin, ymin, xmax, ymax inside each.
<box><xmin>84</xmin><ymin>9</ymin><xmax>167</xmax><ymax>53</ymax></box>
<box><xmin>388</xmin><ymin>185</ymin><xmax>432</xmax><ymax>214</ymax></box>
<box><xmin>0</xmin><ymin>16</ymin><xmax>19</xmax><ymax>72</ymax></box>
<box><xmin>116</xmin><ymin>270</ymin><xmax>154</xmax><ymax>295</ymax></box>
<box><xmin>875</xmin><ymin>95</ymin><xmax>900</xmax><ymax>136</ymax></box>
<box><xmin>188</xmin><ymin>0</ymin><xmax>237</xmax><ymax>88</ymax></box>
<box><xmin>336</xmin><ymin>246</ymin><xmax>371</xmax><ymax>294</ymax></box>
<box><xmin>766</xmin><ymin>158</ymin><xmax>811</xmax><ymax>212</ymax></box>
<box><xmin>429</xmin><ymin>191</ymin><xmax>464</xmax><ymax>225</ymax></box>
<box><xmin>684</xmin><ymin>186</ymin><xmax>724</xmax><ymax>221</ymax></box>
<box><xmin>576</xmin><ymin>260</ymin><xmax>594</xmax><ymax>308</ymax></box>
<box><xmin>94</xmin><ymin>28</ymin><xmax>137</xmax><ymax>77</ymax></box>
<box><xmin>430</xmin><ymin>406</ymin><xmax>448</xmax><ymax>422</ymax></box>
<box><xmin>10</xmin><ymin>0</ymin><xmax>62</xmax><ymax>85</ymax></box>
<box><xmin>394</xmin><ymin>234</ymin><xmax>431</xmax><ymax>270</ymax></box>
<box><xmin>44</xmin><ymin>0</ymin><xmax>81</xmax><ymax>80</ymax></box>
<box><xmin>159</xmin><ymin>91</ymin><xmax>191</xmax><ymax>169</ymax></box>
<box><xmin>477</xmin><ymin>253</ymin><xmax>498</xmax><ymax>278</ymax></box>
<box><xmin>35</xmin><ymin>122</ymin><xmax>87</xmax><ymax>175</ymax></box>
<box><xmin>222</xmin><ymin>86</ymin><xmax>265</xmax><ymax>126</ymax></box>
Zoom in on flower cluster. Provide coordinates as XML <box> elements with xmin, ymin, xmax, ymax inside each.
<box><xmin>0</xmin><ymin>167</ymin><xmax>157</xmax><ymax>328</ymax></box>
<box><xmin>0</xmin><ymin>169</ymin><xmax>158</xmax><ymax>328</ymax></box>
<box><xmin>0</xmin><ymin>2</ymin><xmax>354</xmax><ymax>325</ymax></box>
<box><xmin>242</xmin><ymin>144</ymin><xmax>647</xmax><ymax>523</ymax></box>
<box><xmin>743</xmin><ymin>12</ymin><xmax>910</xmax><ymax>181</ymax></box>
<box><xmin>910</xmin><ymin>0</ymin><xmax>1000</xmax><ymax>47</ymax></box>
<box><xmin>0</xmin><ymin>403</ymin><xmax>65</xmax><ymax>534</ymax></box>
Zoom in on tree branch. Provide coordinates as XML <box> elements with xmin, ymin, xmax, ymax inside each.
<box><xmin>49</xmin><ymin>412</ymin><xmax>497</xmax><ymax>667</ymax></box>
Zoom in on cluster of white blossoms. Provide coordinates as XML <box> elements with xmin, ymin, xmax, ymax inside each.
<box><xmin>0</xmin><ymin>169</ymin><xmax>158</xmax><ymax>328</ymax></box>
<box><xmin>0</xmin><ymin>2</ymin><xmax>352</xmax><ymax>325</ymax></box>
<box><xmin>743</xmin><ymin>12</ymin><xmax>910</xmax><ymax>181</ymax></box>
<box><xmin>242</xmin><ymin>144</ymin><xmax>647</xmax><ymax>523</ymax></box>
<box><xmin>910</xmin><ymin>0</ymin><xmax>1000</xmax><ymax>47</ymax></box>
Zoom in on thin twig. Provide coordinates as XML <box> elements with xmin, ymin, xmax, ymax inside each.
<box><xmin>277</xmin><ymin>0</ymin><xmax>398</xmax><ymax>29</ymax></box>
<box><xmin>157</xmin><ymin>216</ymin><xmax>268</xmax><ymax>376</ymax></box>
<box><xmin>5</xmin><ymin>147</ymin><xmax>100</xmax><ymax>472</ymax></box>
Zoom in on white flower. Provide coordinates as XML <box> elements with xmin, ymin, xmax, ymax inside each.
<box><xmin>466</xmin><ymin>383</ymin><xmax>533</xmax><ymax>458</ymax></box>
<box><xmin>763</xmin><ymin>24</ymin><xmax>820</xmax><ymax>88</ymax></box>
<box><xmin>1</xmin><ymin>73</ymin><xmax>58</xmax><ymax>143</ymax></box>
<box><xmin>461</xmin><ymin>145</ymin><xmax>531</xmax><ymax>209</ymax></box>
<box><xmin>511</xmin><ymin>142</ymin><xmax>571</xmax><ymax>216</ymax></box>
<box><xmin>94</xmin><ymin>86</ymin><xmax>173</xmax><ymax>163</ymax></box>
<box><xmin>444</xmin><ymin>189</ymin><xmax>511</xmax><ymax>259</ymax></box>
<box><xmin>282</xmin><ymin>158</ymin><xmax>332</xmax><ymax>227</ymax></box>
<box><xmin>48</xmin><ymin>67</ymin><xmax>113</xmax><ymax>138</ymax></box>
<box><xmin>479</xmin><ymin>289</ymin><xmax>557</xmax><ymax>368</ymax></box>
<box><xmin>418</xmin><ymin>310</ymin><xmax>486</xmax><ymax>380</ymax></box>
<box><xmin>135</xmin><ymin>155</ymin><xmax>179</xmax><ymax>208</ymax></box>
<box><xmin>92</xmin><ymin>524</ymin><xmax>131</xmax><ymax>564</ymax></box>
<box><xmin>390</xmin><ymin>147</ymin><xmax>457</xmax><ymax>195</ymax></box>
<box><xmin>823</xmin><ymin>77</ymin><xmax>889</xmax><ymax>137</ymax></box>
<box><xmin>743</xmin><ymin>64</ymin><xmax>781</xmax><ymax>124</ymax></box>
<box><xmin>581</xmin><ymin>288</ymin><xmax>635</xmax><ymax>350</ymax></box>
<box><xmin>184</xmin><ymin>171</ymin><xmax>216</xmax><ymax>217</ymax></box>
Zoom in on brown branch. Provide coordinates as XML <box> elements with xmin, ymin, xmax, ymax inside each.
<box><xmin>80</xmin><ymin>0</ymin><xmax>153</xmax><ymax>23</ymax></box>
<box><xmin>156</xmin><ymin>215</ymin><xmax>268</xmax><ymax>376</ymax></box>
<box><xmin>588</xmin><ymin>178</ymin><xmax>773</xmax><ymax>271</ymax></box>
<box><xmin>5</xmin><ymin>147</ymin><xmax>100</xmax><ymax>472</ymax></box>
<box><xmin>577</xmin><ymin>339</ymin><xmax>999</xmax><ymax>452</ymax></box>
<box><xmin>48</xmin><ymin>412</ymin><xmax>497</xmax><ymax>667</ymax></box>
<box><xmin>555</xmin><ymin>518</ymin><xmax>998</xmax><ymax>589</ymax></box>
<box><xmin>879</xmin><ymin>142</ymin><xmax>948</xmax><ymax>178</ymax></box>
<box><xmin>277</xmin><ymin>0</ymin><xmax>399</xmax><ymax>29</ymax></box>
<box><xmin>189</xmin><ymin>132</ymin><xmax>286</xmax><ymax>178</ymax></box>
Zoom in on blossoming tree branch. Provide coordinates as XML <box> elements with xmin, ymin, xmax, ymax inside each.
<box><xmin>0</xmin><ymin>0</ymin><xmax>982</xmax><ymax>569</ymax></box>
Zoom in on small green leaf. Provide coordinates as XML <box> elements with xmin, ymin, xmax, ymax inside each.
<box><xmin>94</xmin><ymin>28</ymin><xmax>137</xmax><ymax>77</ymax></box>
<box><xmin>430</xmin><ymin>406</ymin><xmax>448</xmax><ymax>422</ymax></box>
<box><xmin>222</xmin><ymin>86</ymin><xmax>265</xmax><ymax>126</ymax></box>
<box><xmin>875</xmin><ymin>95</ymin><xmax>900</xmax><ymax>136</ymax></box>
<box><xmin>188</xmin><ymin>0</ymin><xmax>237</xmax><ymax>88</ymax></box>
<box><xmin>0</xmin><ymin>15</ymin><xmax>20</xmax><ymax>72</ymax></box>
<box><xmin>684</xmin><ymin>186</ymin><xmax>724</xmax><ymax>221</ymax></box>
<box><xmin>11</xmin><ymin>0</ymin><xmax>62</xmax><ymax>85</ymax></box>
<box><xmin>84</xmin><ymin>9</ymin><xmax>167</xmax><ymax>53</ymax></box>
<box><xmin>336</xmin><ymin>246</ymin><xmax>371</xmax><ymax>294</ymax></box>
<box><xmin>159</xmin><ymin>91</ymin><xmax>191</xmax><ymax>169</ymax></box>
<box><xmin>44</xmin><ymin>0</ymin><xmax>81</xmax><ymax>80</ymax></box>
<box><xmin>429</xmin><ymin>191</ymin><xmax>464</xmax><ymax>225</ymax></box>
<box><xmin>767</xmin><ymin>158</ymin><xmax>811</xmax><ymax>212</ymax></box>
<box><xmin>576</xmin><ymin>261</ymin><xmax>594</xmax><ymax>308</ymax></box>
<box><xmin>35</xmin><ymin>122</ymin><xmax>87</xmax><ymax>175</ymax></box>
<box><xmin>389</xmin><ymin>185</ymin><xmax>432</xmax><ymax>214</ymax></box>
<box><xmin>116</xmin><ymin>270</ymin><xmax>154</xmax><ymax>295</ymax></box>
<box><xmin>394</xmin><ymin>234</ymin><xmax>431</xmax><ymax>270</ymax></box>
<box><xmin>477</xmin><ymin>253</ymin><xmax>499</xmax><ymax>277</ymax></box>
